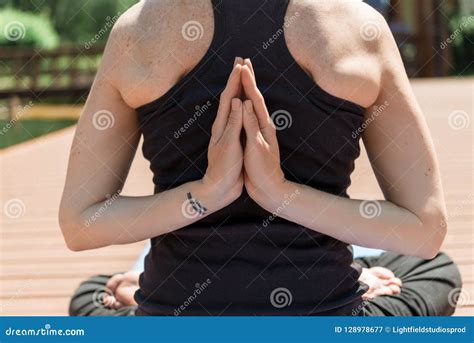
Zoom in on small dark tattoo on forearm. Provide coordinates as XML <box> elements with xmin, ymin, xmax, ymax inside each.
<box><xmin>187</xmin><ymin>192</ymin><xmax>208</xmax><ymax>216</ymax></box>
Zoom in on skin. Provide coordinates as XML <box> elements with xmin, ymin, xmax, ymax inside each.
<box><xmin>59</xmin><ymin>0</ymin><xmax>446</xmax><ymax>307</ymax></box>
<box><xmin>102</xmin><ymin>60</ymin><xmax>401</xmax><ymax>308</ymax></box>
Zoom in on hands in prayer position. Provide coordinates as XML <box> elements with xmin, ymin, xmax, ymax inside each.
<box><xmin>203</xmin><ymin>57</ymin><xmax>286</xmax><ymax>210</ymax></box>
<box><xmin>200</xmin><ymin>57</ymin><xmax>402</xmax><ymax>304</ymax></box>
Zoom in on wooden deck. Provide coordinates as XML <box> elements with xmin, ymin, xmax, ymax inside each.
<box><xmin>0</xmin><ymin>78</ymin><xmax>472</xmax><ymax>316</ymax></box>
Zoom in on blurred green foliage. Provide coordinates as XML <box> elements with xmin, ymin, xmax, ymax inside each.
<box><xmin>448</xmin><ymin>14</ymin><xmax>474</xmax><ymax>75</ymax></box>
<box><xmin>1</xmin><ymin>0</ymin><xmax>138</xmax><ymax>46</ymax></box>
<box><xmin>0</xmin><ymin>8</ymin><xmax>59</xmax><ymax>48</ymax></box>
<box><xmin>0</xmin><ymin>118</ymin><xmax>77</xmax><ymax>149</ymax></box>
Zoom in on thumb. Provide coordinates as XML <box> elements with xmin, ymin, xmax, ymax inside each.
<box><xmin>222</xmin><ymin>98</ymin><xmax>243</xmax><ymax>142</ymax></box>
<box><xmin>106</xmin><ymin>273</ymin><xmax>124</xmax><ymax>293</ymax></box>
<box><xmin>242</xmin><ymin>100</ymin><xmax>261</xmax><ymax>141</ymax></box>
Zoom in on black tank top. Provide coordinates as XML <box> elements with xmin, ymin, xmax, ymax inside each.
<box><xmin>134</xmin><ymin>0</ymin><xmax>368</xmax><ymax>316</ymax></box>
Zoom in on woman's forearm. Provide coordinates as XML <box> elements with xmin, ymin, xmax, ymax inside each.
<box><xmin>256</xmin><ymin>180</ymin><xmax>445</xmax><ymax>259</ymax></box>
<box><xmin>60</xmin><ymin>179</ymin><xmax>239</xmax><ymax>251</ymax></box>
<box><xmin>59</xmin><ymin>60</ymin><xmax>245</xmax><ymax>252</ymax></box>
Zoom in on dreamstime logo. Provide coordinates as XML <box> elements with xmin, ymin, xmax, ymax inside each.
<box><xmin>270</xmin><ymin>287</ymin><xmax>293</xmax><ymax>308</ymax></box>
<box><xmin>4</xmin><ymin>21</ymin><xmax>26</xmax><ymax>42</ymax></box>
<box><xmin>359</xmin><ymin>200</ymin><xmax>381</xmax><ymax>219</ymax></box>
<box><xmin>92</xmin><ymin>286</ymin><xmax>113</xmax><ymax>308</ymax></box>
<box><xmin>360</xmin><ymin>21</ymin><xmax>382</xmax><ymax>41</ymax></box>
<box><xmin>174</xmin><ymin>278</ymin><xmax>212</xmax><ymax>316</ymax></box>
<box><xmin>448</xmin><ymin>288</ymin><xmax>470</xmax><ymax>308</ymax></box>
<box><xmin>181</xmin><ymin>198</ymin><xmax>200</xmax><ymax>219</ymax></box>
<box><xmin>85</xmin><ymin>12</ymin><xmax>121</xmax><ymax>50</ymax></box>
<box><xmin>4</xmin><ymin>323</ymin><xmax>85</xmax><ymax>336</ymax></box>
<box><xmin>0</xmin><ymin>101</ymin><xmax>34</xmax><ymax>136</ymax></box>
<box><xmin>352</xmin><ymin>100</ymin><xmax>390</xmax><ymax>138</ymax></box>
<box><xmin>0</xmin><ymin>103</ymin><xmax>7</xmax><ymax>116</ymax></box>
<box><xmin>92</xmin><ymin>110</ymin><xmax>115</xmax><ymax>131</ymax></box>
<box><xmin>262</xmin><ymin>189</ymin><xmax>300</xmax><ymax>228</ymax></box>
<box><xmin>3</xmin><ymin>199</ymin><xmax>26</xmax><ymax>219</ymax></box>
<box><xmin>352</xmin><ymin>300</ymin><xmax>370</xmax><ymax>316</ymax></box>
<box><xmin>174</xmin><ymin>101</ymin><xmax>213</xmax><ymax>139</ymax></box>
<box><xmin>440</xmin><ymin>16</ymin><xmax>474</xmax><ymax>49</ymax></box>
<box><xmin>448</xmin><ymin>110</ymin><xmax>470</xmax><ymax>130</ymax></box>
<box><xmin>84</xmin><ymin>191</ymin><xmax>121</xmax><ymax>228</ymax></box>
<box><xmin>271</xmin><ymin>110</ymin><xmax>292</xmax><ymax>131</ymax></box>
<box><xmin>182</xmin><ymin>21</ymin><xmax>204</xmax><ymax>41</ymax></box>
<box><xmin>262</xmin><ymin>12</ymin><xmax>300</xmax><ymax>49</ymax></box>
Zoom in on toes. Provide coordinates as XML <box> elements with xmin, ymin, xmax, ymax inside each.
<box><xmin>112</xmin><ymin>301</ymin><xmax>124</xmax><ymax>310</ymax></box>
<box><xmin>102</xmin><ymin>295</ymin><xmax>117</xmax><ymax>308</ymax></box>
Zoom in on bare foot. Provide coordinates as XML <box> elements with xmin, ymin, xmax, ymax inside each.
<box><xmin>359</xmin><ymin>267</ymin><xmax>402</xmax><ymax>300</ymax></box>
<box><xmin>103</xmin><ymin>271</ymin><xmax>140</xmax><ymax>309</ymax></box>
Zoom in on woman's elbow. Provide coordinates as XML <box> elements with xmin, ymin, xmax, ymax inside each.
<box><xmin>65</xmin><ymin>239</ymin><xmax>89</xmax><ymax>252</ymax></box>
<box><xmin>416</xmin><ymin>210</ymin><xmax>448</xmax><ymax>260</ymax></box>
<box><xmin>58</xmin><ymin>208</ymin><xmax>92</xmax><ymax>252</ymax></box>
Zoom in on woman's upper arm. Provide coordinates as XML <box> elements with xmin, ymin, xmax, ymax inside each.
<box><xmin>59</xmin><ymin>32</ymin><xmax>141</xmax><ymax>223</ymax></box>
<box><xmin>361</xmin><ymin>21</ymin><xmax>447</xmax><ymax>229</ymax></box>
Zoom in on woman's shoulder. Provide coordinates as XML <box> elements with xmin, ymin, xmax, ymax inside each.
<box><xmin>103</xmin><ymin>0</ymin><xmax>214</xmax><ymax>109</ymax></box>
<box><xmin>287</xmin><ymin>0</ymin><xmax>392</xmax><ymax>107</ymax></box>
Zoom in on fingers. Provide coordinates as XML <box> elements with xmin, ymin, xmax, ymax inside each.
<box><xmin>241</xmin><ymin>66</ymin><xmax>269</xmax><ymax>126</ymax></box>
<box><xmin>370</xmin><ymin>267</ymin><xmax>396</xmax><ymax>280</ymax></box>
<box><xmin>211</xmin><ymin>58</ymin><xmax>243</xmax><ymax>143</ymax></box>
<box><xmin>221</xmin><ymin>98</ymin><xmax>243</xmax><ymax>142</ymax></box>
<box><xmin>243</xmin><ymin>58</ymin><xmax>255</xmax><ymax>77</ymax></box>
<box><xmin>362</xmin><ymin>284</ymin><xmax>401</xmax><ymax>301</ymax></box>
<box><xmin>102</xmin><ymin>294</ymin><xmax>117</xmax><ymax>308</ymax></box>
<box><xmin>371</xmin><ymin>267</ymin><xmax>402</xmax><ymax>287</ymax></box>
<box><xmin>106</xmin><ymin>273</ymin><xmax>124</xmax><ymax>293</ymax></box>
<box><xmin>242</xmin><ymin>100</ymin><xmax>262</xmax><ymax>141</ymax></box>
<box><xmin>241</xmin><ymin>65</ymin><xmax>276</xmax><ymax>143</ymax></box>
<box><xmin>235</xmin><ymin>57</ymin><xmax>244</xmax><ymax>98</ymax></box>
<box><xmin>384</xmin><ymin>276</ymin><xmax>402</xmax><ymax>286</ymax></box>
<box><xmin>375</xmin><ymin>284</ymin><xmax>401</xmax><ymax>296</ymax></box>
<box><xmin>362</xmin><ymin>293</ymin><xmax>374</xmax><ymax>301</ymax></box>
<box><xmin>234</xmin><ymin>57</ymin><xmax>244</xmax><ymax>67</ymax></box>
<box><xmin>387</xmin><ymin>284</ymin><xmax>401</xmax><ymax>294</ymax></box>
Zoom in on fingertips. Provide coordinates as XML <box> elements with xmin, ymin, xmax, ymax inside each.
<box><xmin>383</xmin><ymin>277</ymin><xmax>402</xmax><ymax>286</ymax></box>
<box><xmin>224</xmin><ymin>61</ymin><xmax>242</xmax><ymax>91</ymax></box>
<box><xmin>388</xmin><ymin>284</ymin><xmax>401</xmax><ymax>294</ymax></box>
<box><xmin>244</xmin><ymin>58</ymin><xmax>255</xmax><ymax>76</ymax></box>
<box><xmin>241</xmin><ymin>65</ymin><xmax>256</xmax><ymax>89</ymax></box>
<box><xmin>384</xmin><ymin>277</ymin><xmax>402</xmax><ymax>287</ymax></box>
<box><xmin>234</xmin><ymin>57</ymin><xmax>244</xmax><ymax>66</ymax></box>
<box><xmin>243</xmin><ymin>99</ymin><xmax>254</xmax><ymax>113</ymax></box>
<box><xmin>213</xmin><ymin>63</ymin><xmax>243</xmax><ymax>142</ymax></box>
<box><xmin>228</xmin><ymin>63</ymin><xmax>242</xmax><ymax>87</ymax></box>
<box><xmin>231</xmin><ymin>98</ymin><xmax>242</xmax><ymax>112</ymax></box>
<box><xmin>102</xmin><ymin>295</ymin><xmax>116</xmax><ymax>308</ymax></box>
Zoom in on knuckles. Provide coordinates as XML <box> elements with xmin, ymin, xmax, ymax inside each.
<box><xmin>227</xmin><ymin>111</ymin><xmax>242</xmax><ymax>125</ymax></box>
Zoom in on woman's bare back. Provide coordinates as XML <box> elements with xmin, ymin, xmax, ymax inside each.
<box><xmin>107</xmin><ymin>0</ymin><xmax>382</xmax><ymax>110</ymax></box>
